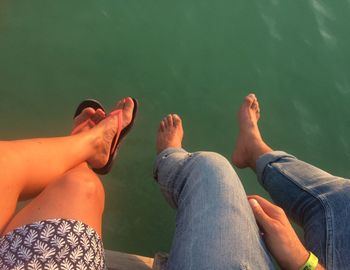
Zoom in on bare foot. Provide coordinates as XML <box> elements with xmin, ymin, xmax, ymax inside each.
<box><xmin>232</xmin><ymin>94</ymin><xmax>272</xmax><ymax>169</ymax></box>
<box><xmin>156</xmin><ymin>114</ymin><xmax>184</xmax><ymax>154</ymax></box>
<box><xmin>88</xmin><ymin>97</ymin><xmax>135</xmax><ymax>169</ymax></box>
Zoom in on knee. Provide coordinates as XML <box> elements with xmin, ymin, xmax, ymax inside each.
<box><xmin>193</xmin><ymin>151</ymin><xmax>229</xmax><ymax>165</ymax></box>
<box><xmin>188</xmin><ymin>151</ymin><xmax>241</xmax><ymax>187</ymax></box>
<box><xmin>191</xmin><ymin>152</ymin><xmax>236</xmax><ymax>176</ymax></box>
<box><xmin>57</xmin><ymin>169</ymin><xmax>104</xmax><ymax>202</ymax></box>
<box><xmin>175</xmin><ymin>152</ymin><xmax>246</xmax><ymax>209</ymax></box>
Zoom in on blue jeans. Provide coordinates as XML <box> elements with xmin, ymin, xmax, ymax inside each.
<box><xmin>256</xmin><ymin>151</ymin><xmax>350</xmax><ymax>270</ymax></box>
<box><xmin>153</xmin><ymin>148</ymin><xmax>350</xmax><ymax>270</ymax></box>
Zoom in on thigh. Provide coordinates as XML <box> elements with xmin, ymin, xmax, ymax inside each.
<box><xmin>0</xmin><ymin>194</ymin><xmax>18</xmax><ymax>235</ymax></box>
<box><xmin>2</xmin><ymin>165</ymin><xmax>105</xmax><ymax>237</ymax></box>
<box><xmin>154</xmin><ymin>148</ymin><xmax>275</xmax><ymax>270</ymax></box>
<box><xmin>257</xmin><ymin>151</ymin><xmax>350</xmax><ymax>270</ymax></box>
<box><xmin>0</xmin><ymin>166</ymin><xmax>24</xmax><ymax>233</ymax></box>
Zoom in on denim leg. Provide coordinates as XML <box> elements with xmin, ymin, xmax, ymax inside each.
<box><xmin>154</xmin><ymin>148</ymin><xmax>275</xmax><ymax>270</ymax></box>
<box><xmin>256</xmin><ymin>151</ymin><xmax>350</xmax><ymax>270</ymax></box>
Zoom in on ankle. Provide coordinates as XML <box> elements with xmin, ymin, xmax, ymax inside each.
<box><xmin>250</xmin><ymin>142</ymin><xmax>273</xmax><ymax>169</ymax></box>
<box><xmin>81</xmin><ymin>129</ymin><xmax>102</xmax><ymax>159</ymax></box>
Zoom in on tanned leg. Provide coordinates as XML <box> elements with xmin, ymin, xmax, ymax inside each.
<box><xmin>232</xmin><ymin>94</ymin><xmax>272</xmax><ymax>170</ymax></box>
<box><xmin>3</xmin><ymin>163</ymin><xmax>105</xmax><ymax>236</ymax></box>
<box><xmin>0</xmin><ymin>97</ymin><xmax>135</xmax><ymax>233</ymax></box>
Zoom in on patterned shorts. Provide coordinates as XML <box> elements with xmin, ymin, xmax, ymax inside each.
<box><xmin>0</xmin><ymin>219</ymin><xmax>106</xmax><ymax>270</ymax></box>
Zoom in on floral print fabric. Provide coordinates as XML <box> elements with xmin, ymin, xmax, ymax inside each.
<box><xmin>0</xmin><ymin>219</ymin><xmax>105</xmax><ymax>270</ymax></box>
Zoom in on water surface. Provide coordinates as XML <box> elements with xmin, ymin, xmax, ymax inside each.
<box><xmin>0</xmin><ymin>0</ymin><xmax>350</xmax><ymax>257</ymax></box>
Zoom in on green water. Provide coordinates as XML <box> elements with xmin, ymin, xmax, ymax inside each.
<box><xmin>1</xmin><ymin>0</ymin><xmax>350</xmax><ymax>257</ymax></box>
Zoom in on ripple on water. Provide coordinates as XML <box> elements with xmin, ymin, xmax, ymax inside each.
<box><xmin>261</xmin><ymin>13</ymin><xmax>282</xmax><ymax>41</ymax></box>
<box><xmin>309</xmin><ymin>0</ymin><xmax>337</xmax><ymax>48</ymax></box>
<box><xmin>335</xmin><ymin>79</ymin><xmax>350</xmax><ymax>95</ymax></box>
<box><xmin>293</xmin><ymin>99</ymin><xmax>320</xmax><ymax>137</ymax></box>
<box><xmin>256</xmin><ymin>0</ymin><xmax>282</xmax><ymax>42</ymax></box>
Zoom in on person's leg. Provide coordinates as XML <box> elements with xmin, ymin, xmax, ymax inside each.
<box><xmin>0</xmin><ymin>163</ymin><xmax>106</xmax><ymax>269</ymax></box>
<box><xmin>154</xmin><ymin>114</ymin><xmax>274</xmax><ymax>270</ymax></box>
<box><xmin>0</xmin><ymin>108</ymin><xmax>103</xmax><ymax>234</ymax></box>
<box><xmin>0</xmin><ymin>97</ymin><xmax>135</xmax><ymax>233</ymax></box>
<box><xmin>3</xmin><ymin>162</ymin><xmax>105</xmax><ymax>236</ymax></box>
<box><xmin>232</xmin><ymin>94</ymin><xmax>350</xmax><ymax>269</ymax></box>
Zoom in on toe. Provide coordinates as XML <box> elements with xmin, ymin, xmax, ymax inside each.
<box><xmin>115</xmin><ymin>99</ymin><xmax>125</xmax><ymax>110</ymax></box>
<box><xmin>166</xmin><ymin>114</ymin><xmax>173</xmax><ymax>127</ymax></box>
<box><xmin>96</xmin><ymin>108</ymin><xmax>106</xmax><ymax>118</ymax></box>
<box><xmin>251</xmin><ymin>95</ymin><xmax>261</xmax><ymax>113</ymax></box>
<box><xmin>81</xmin><ymin>107</ymin><xmax>95</xmax><ymax>118</ymax></box>
<box><xmin>172</xmin><ymin>114</ymin><xmax>182</xmax><ymax>127</ymax></box>
<box><xmin>163</xmin><ymin>117</ymin><xmax>168</xmax><ymax>128</ymax></box>
<box><xmin>83</xmin><ymin>107</ymin><xmax>96</xmax><ymax>116</ymax></box>
<box><xmin>123</xmin><ymin>97</ymin><xmax>134</xmax><ymax>112</ymax></box>
<box><xmin>255</xmin><ymin>100</ymin><xmax>260</xmax><ymax>111</ymax></box>
<box><xmin>114</xmin><ymin>97</ymin><xmax>134</xmax><ymax>111</ymax></box>
<box><xmin>74</xmin><ymin>107</ymin><xmax>95</xmax><ymax>125</ymax></box>
<box><xmin>91</xmin><ymin>109</ymin><xmax>106</xmax><ymax>124</ymax></box>
<box><xmin>113</xmin><ymin>97</ymin><xmax>134</xmax><ymax>128</ymax></box>
<box><xmin>72</xmin><ymin>107</ymin><xmax>96</xmax><ymax>134</ymax></box>
<box><xmin>159</xmin><ymin>120</ymin><xmax>165</xmax><ymax>131</ymax></box>
<box><xmin>122</xmin><ymin>97</ymin><xmax>135</xmax><ymax>124</ymax></box>
<box><xmin>245</xmin><ymin>94</ymin><xmax>255</xmax><ymax>106</ymax></box>
<box><xmin>248</xmin><ymin>93</ymin><xmax>256</xmax><ymax>100</ymax></box>
<box><xmin>252</xmin><ymin>100</ymin><xmax>258</xmax><ymax>110</ymax></box>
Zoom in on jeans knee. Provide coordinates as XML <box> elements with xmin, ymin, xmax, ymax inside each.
<box><xmin>194</xmin><ymin>152</ymin><xmax>230</xmax><ymax>167</ymax></box>
<box><xmin>188</xmin><ymin>151</ymin><xmax>241</xmax><ymax>188</ymax></box>
<box><xmin>193</xmin><ymin>152</ymin><xmax>236</xmax><ymax>176</ymax></box>
<box><xmin>158</xmin><ymin>151</ymin><xmax>243</xmax><ymax>209</ymax></box>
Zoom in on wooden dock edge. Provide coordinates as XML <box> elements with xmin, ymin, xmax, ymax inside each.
<box><xmin>105</xmin><ymin>249</ymin><xmax>154</xmax><ymax>270</ymax></box>
<box><xmin>105</xmin><ymin>249</ymin><xmax>169</xmax><ymax>270</ymax></box>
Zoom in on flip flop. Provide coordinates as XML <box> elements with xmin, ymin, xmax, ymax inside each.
<box><xmin>93</xmin><ymin>97</ymin><xmax>139</xmax><ymax>175</ymax></box>
<box><xmin>71</xmin><ymin>99</ymin><xmax>106</xmax><ymax>135</ymax></box>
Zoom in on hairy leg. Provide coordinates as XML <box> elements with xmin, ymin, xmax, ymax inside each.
<box><xmin>231</xmin><ymin>93</ymin><xmax>272</xmax><ymax>169</ymax></box>
<box><xmin>232</xmin><ymin>94</ymin><xmax>350</xmax><ymax>269</ymax></box>
<box><xmin>154</xmin><ymin>115</ymin><xmax>274</xmax><ymax>270</ymax></box>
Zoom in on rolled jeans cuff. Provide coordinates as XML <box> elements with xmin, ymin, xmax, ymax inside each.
<box><xmin>256</xmin><ymin>151</ymin><xmax>296</xmax><ymax>184</ymax></box>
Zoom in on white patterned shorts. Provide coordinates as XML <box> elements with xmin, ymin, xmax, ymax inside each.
<box><xmin>0</xmin><ymin>219</ymin><xmax>106</xmax><ymax>270</ymax></box>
